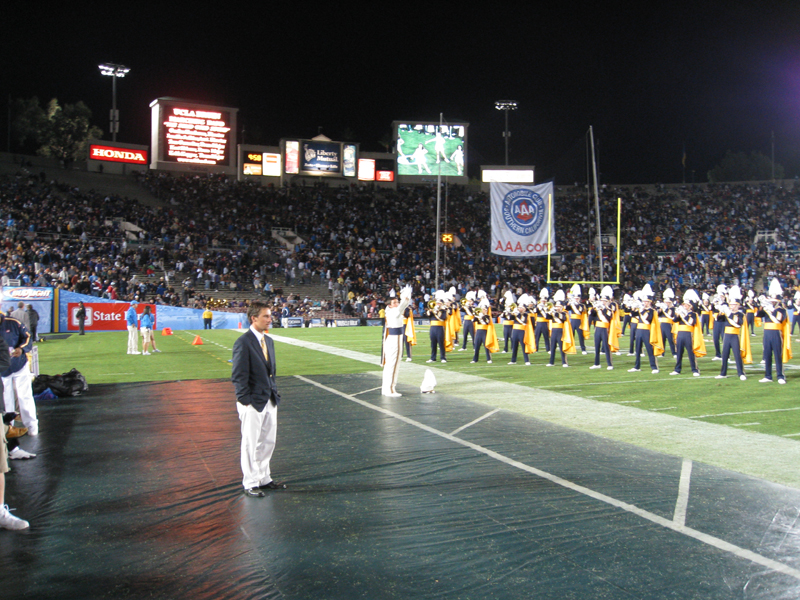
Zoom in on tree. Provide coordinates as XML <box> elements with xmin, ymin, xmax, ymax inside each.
<box><xmin>10</xmin><ymin>97</ymin><xmax>102</xmax><ymax>165</ymax></box>
<box><xmin>38</xmin><ymin>99</ymin><xmax>103</xmax><ymax>165</ymax></box>
<box><xmin>707</xmin><ymin>150</ymin><xmax>784</xmax><ymax>182</ymax></box>
<box><xmin>9</xmin><ymin>96</ymin><xmax>47</xmax><ymax>154</ymax></box>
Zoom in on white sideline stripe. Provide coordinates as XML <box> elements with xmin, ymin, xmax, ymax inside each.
<box><xmin>650</xmin><ymin>407</ymin><xmax>678</xmax><ymax>412</ymax></box>
<box><xmin>673</xmin><ymin>459</ymin><xmax>692</xmax><ymax>527</ymax></box>
<box><xmin>734</xmin><ymin>423</ymin><xmax>761</xmax><ymax>427</ymax></box>
<box><xmin>690</xmin><ymin>407</ymin><xmax>800</xmax><ymax>420</ymax></box>
<box><xmin>295</xmin><ymin>375</ymin><xmax>800</xmax><ymax>581</ymax></box>
<box><xmin>450</xmin><ymin>409</ymin><xmax>500</xmax><ymax>436</ymax></box>
<box><xmin>618</xmin><ymin>400</ymin><xmax>641</xmax><ymax>404</ymax></box>
<box><xmin>783</xmin><ymin>433</ymin><xmax>800</xmax><ymax>438</ymax></box>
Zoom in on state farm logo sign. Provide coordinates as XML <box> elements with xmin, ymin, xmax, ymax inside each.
<box><xmin>67</xmin><ymin>303</ymin><xmax>155</xmax><ymax>331</ymax></box>
<box><xmin>89</xmin><ymin>144</ymin><xmax>148</xmax><ymax>165</ymax></box>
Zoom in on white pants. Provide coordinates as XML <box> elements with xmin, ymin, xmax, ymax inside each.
<box><xmin>381</xmin><ymin>334</ymin><xmax>402</xmax><ymax>394</ymax></box>
<box><xmin>127</xmin><ymin>325</ymin><xmax>139</xmax><ymax>353</ymax></box>
<box><xmin>237</xmin><ymin>401</ymin><xmax>278</xmax><ymax>489</ymax></box>
<box><xmin>3</xmin><ymin>366</ymin><xmax>37</xmax><ymax>432</ymax></box>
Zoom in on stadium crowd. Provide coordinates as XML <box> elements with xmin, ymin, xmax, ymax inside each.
<box><xmin>0</xmin><ymin>168</ymin><xmax>798</xmax><ymax>320</ymax></box>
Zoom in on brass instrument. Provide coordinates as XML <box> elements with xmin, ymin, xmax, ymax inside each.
<box><xmin>508</xmin><ymin>303</ymin><xmax>518</xmax><ymax>314</ymax></box>
<box><xmin>460</xmin><ymin>297</ymin><xmax>468</xmax><ymax>306</ymax></box>
<box><xmin>427</xmin><ymin>300</ymin><xmax>437</xmax><ymax>310</ymax></box>
<box><xmin>473</xmin><ymin>307</ymin><xmax>484</xmax><ymax>317</ymax></box>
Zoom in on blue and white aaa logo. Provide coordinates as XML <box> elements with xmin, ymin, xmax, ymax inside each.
<box><xmin>502</xmin><ymin>189</ymin><xmax>545</xmax><ymax>236</ymax></box>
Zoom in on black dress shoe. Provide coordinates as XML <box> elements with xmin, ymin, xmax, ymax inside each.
<box><xmin>259</xmin><ymin>481</ymin><xmax>286</xmax><ymax>490</ymax></box>
<box><xmin>244</xmin><ymin>487</ymin><xmax>265</xmax><ymax>497</ymax></box>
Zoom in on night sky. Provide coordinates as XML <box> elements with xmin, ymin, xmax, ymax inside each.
<box><xmin>5</xmin><ymin>3</ymin><xmax>800</xmax><ymax>184</ymax></box>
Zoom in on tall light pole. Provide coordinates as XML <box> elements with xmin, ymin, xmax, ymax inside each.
<box><xmin>99</xmin><ymin>63</ymin><xmax>130</xmax><ymax>142</ymax></box>
<box><xmin>495</xmin><ymin>100</ymin><xmax>517</xmax><ymax>165</ymax></box>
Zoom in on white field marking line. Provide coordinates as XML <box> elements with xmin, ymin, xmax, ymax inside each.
<box><xmin>353</xmin><ymin>387</ymin><xmax>382</xmax><ymax>396</ymax></box>
<box><xmin>673</xmin><ymin>459</ymin><xmax>693</xmax><ymax>527</ymax></box>
<box><xmin>585</xmin><ymin>395</ymin><xmax>611</xmax><ymax>398</ymax></box>
<box><xmin>733</xmin><ymin>423</ymin><xmax>761</xmax><ymax>427</ymax></box>
<box><xmin>106</xmin><ymin>372</ymin><xmax>135</xmax><ymax>375</ymax></box>
<box><xmin>689</xmin><ymin>407</ymin><xmax>800</xmax><ymax>420</ymax></box>
<box><xmin>650</xmin><ymin>407</ymin><xmax>678</xmax><ymax>412</ymax></box>
<box><xmin>618</xmin><ymin>400</ymin><xmax>641</xmax><ymax>404</ymax></box>
<box><xmin>783</xmin><ymin>433</ymin><xmax>800</xmax><ymax>438</ymax></box>
<box><xmin>450</xmin><ymin>409</ymin><xmax>500</xmax><ymax>436</ymax></box>
<box><xmin>295</xmin><ymin>374</ymin><xmax>800</xmax><ymax>581</ymax></box>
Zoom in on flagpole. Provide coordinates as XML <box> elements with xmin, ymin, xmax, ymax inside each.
<box><xmin>589</xmin><ymin>126</ymin><xmax>604</xmax><ymax>282</ymax></box>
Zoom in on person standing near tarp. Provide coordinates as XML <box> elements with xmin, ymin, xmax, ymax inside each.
<box><xmin>0</xmin><ymin>331</ymin><xmax>28</xmax><ymax>530</ymax></box>
<box><xmin>126</xmin><ymin>301</ymin><xmax>140</xmax><ymax>355</ymax></box>
<box><xmin>1</xmin><ymin>313</ymin><xmax>37</xmax><ymax>436</ymax></box>
<box><xmin>381</xmin><ymin>286</ymin><xmax>412</xmax><ymax>397</ymax></box>
<box><xmin>203</xmin><ymin>307</ymin><xmax>213</xmax><ymax>330</ymax></box>
<box><xmin>231</xmin><ymin>301</ymin><xmax>285</xmax><ymax>497</ymax></box>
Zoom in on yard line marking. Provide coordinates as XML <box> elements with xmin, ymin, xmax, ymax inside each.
<box><xmin>353</xmin><ymin>387</ymin><xmax>382</xmax><ymax>396</ymax></box>
<box><xmin>585</xmin><ymin>395</ymin><xmax>611</xmax><ymax>398</ymax></box>
<box><xmin>689</xmin><ymin>407</ymin><xmax>800</xmax><ymax>420</ymax></box>
<box><xmin>783</xmin><ymin>433</ymin><xmax>800</xmax><ymax>438</ymax></box>
<box><xmin>673</xmin><ymin>458</ymin><xmax>693</xmax><ymax>527</ymax></box>
<box><xmin>733</xmin><ymin>423</ymin><xmax>761</xmax><ymax>427</ymax></box>
<box><xmin>618</xmin><ymin>400</ymin><xmax>641</xmax><ymax>404</ymax></box>
<box><xmin>450</xmin><ymin>409</ymin><xmax>500</xmax><ymax>436</ymax></box>
<box><xmin>650</xmin><ymin>407</ymin><xmax>678</xmax><ymax>412</ymax></box>
<box><xmin>296</xmin><ymin>375</ymin><xmax>800</xmax><ymax>581</ymax></box>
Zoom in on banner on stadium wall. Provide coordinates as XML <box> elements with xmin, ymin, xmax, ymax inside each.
<box><xmin>490</xmin><ymin>181</ymin><xmax>556</xmax><ymax>257</ymax></box>
<box><xmin>1</xmin><ymin>287</ymin><xmax>54</xmax><ymax>334</ymax></box>
<box><xmin>66</xmin><ymin>302</ymin><xmax>157</xmax><ymax>332</ymax></box>
<box><xmin>58</xmin><ymin>291</ymin><xmax>247</xmax><ymax>331</ymax></box>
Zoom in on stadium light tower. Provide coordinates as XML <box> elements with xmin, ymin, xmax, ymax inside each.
<box><xmin>99</xmin><ymin>62</ymin><xmax>130</xmax><ymax>142</ymax></box>
<box><xmin>495</xmin><ymin>100</ymin><xmax>518</xmax><ymax>165</ymax></box>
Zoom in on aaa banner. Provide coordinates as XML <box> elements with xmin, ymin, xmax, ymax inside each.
<box><xmin>490</xmin><ymin>181</ymin><xmax>555</xmax><ymax>257</ymax></box>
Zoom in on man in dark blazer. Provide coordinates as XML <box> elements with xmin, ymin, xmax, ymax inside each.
<box><xmin>232</xmin><ymin>301</ymin><xmax>286</xmax><ymax>497</ymax></box>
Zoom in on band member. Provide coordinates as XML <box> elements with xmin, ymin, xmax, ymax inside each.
<box><xmin>757</xmin><ymin>279</ymin><xmax>789</xmax><ymax>384</ymax></box>
<box><xmin>507</xmin><ymin>300</ymin><xmax>531</xmax><ymax>365</ymax></box>
<box><xmin>546</xmin><ymin>290</ymin><xmax>573</xmax><ymax>367</ymax></box>
<box><xmin>745</xmin><ymin>290</ymin><xmax>757</xmax><ymax>337</ymax></box>
<box><xmin>445</xmin><ymin>287</ymin><xmax>461</xmax><ymax>347</ymax></box>
<box><xmin>670</xmin><ymin>289</ymin><xmax>705</xmax><ymax>376</ymax></box>
<box><xmin>700</xmin><ymin>293</ymin><xmax>712</xmax><ymax>336</ymax></box>
<box><xmin>620</xmin><ymin>293</ymin><xmax>632</xmax><ymax>336</ymax></box>
<box><xmin>533</xmin><ymin>288</ymin><xmax>551</xmax><ymax>352</ymax></box>
<box><xmin>628</xmin><ymin>284</ymin><xmax>662</xmax><ymax>373</ymax></box>
<box><xmin>459</xmin><ymin>291</ymin><xmax>477</xmax><ymax>351</ymax></box>
<box><xmin>711</xmin><ymin>284</ymin><xmax>728</xmax><ymax>361</ymax></box>
<box><xmin>381</xmin><ymin>286</ymin><xmax>412</xmax><ymax>396</ymax></box>
<box><xmin>500</xmin><ymin>290</ymin><xmax>515</xmax><ymax>352</ymax></box>
<box><xmin>716</xmin><ymin>286</ymin><xmax>751</xmax><ymax>380</ymax></box>
<box><xmin>626</xmin><ymin>291</ymin><xmax>640</xmax><ymax>356</ymax></box>
<box><xmin>589</xmin><ymin>292</ymin><xmax>614</xmax><ymax>370</ymax></box>
<box><xmin>568</xmin><ymin>284</ymin><xmax>588</xmax><ymax>354</ymax></box>
<box><xmin>658</xmin><ymin>289</ymin><xmax>677</xmax><ymax>357</ymax></box>
<box><xmin>471</xmin><ymin>295</ymin><xmax>497</xmax><ymax>363</ymax></box>
<box><xmin>402</xmin><ymin>302</ymin><xmax>417</xmax><ymax>362</ymax></box>
<box><xmin>426</xmin><ymin>290</ymin><xmax>450</xmax><ymax>363</ymax></box>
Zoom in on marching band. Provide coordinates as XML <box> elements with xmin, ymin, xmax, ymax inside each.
<box><xmin>380</xmin><ymin>278</ymin><xmax>793</xmax><ymax>385</ymax></box>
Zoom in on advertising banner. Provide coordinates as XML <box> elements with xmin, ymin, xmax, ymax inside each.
<box><xmin>301</xmin><ymin>141</ymin><xmax>341</xmax><ymax>174</ymax></box>
<box><xmin>490</xmin><ymin>182</ymin><xmax>555</xmax><ymax>257</ymax></box>
<box><xmin>66</xmin><ymin>302</ymin><xmax>156</xmax><ymax>332</ymax></box>
<box><xmin>1</xmin><ymin>287</ymin><xmax>53</xmax><ymax>334</ymax></box>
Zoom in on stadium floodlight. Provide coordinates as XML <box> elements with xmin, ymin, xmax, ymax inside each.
<box><xmin>494</xmin><ymin>100</ymin><xmax>518</xmax><ymax>165</ymax></box>
<box><xmin>98</xmin><ymin>63</ymin><xmax>130</xmax><ymax>142</ymax></box>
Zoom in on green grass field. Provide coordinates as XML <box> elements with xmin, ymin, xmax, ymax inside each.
<box><xmin>37</xmin><ymin>325</ymin><xmax>799</xmax><ymax>441</ymax></box>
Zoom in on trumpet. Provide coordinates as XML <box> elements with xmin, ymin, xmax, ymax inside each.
<box><xmin>675</xmin><ymin>304</ymin><xmax>689</xmax><ymax>319</ymax></box>
<box><xmin>427</xmin><ymin>300</ymin><xmax>437</xmax><ymax>310</ymax></box>
<box><xmin>473</xmin><ymin>307</ymin><xmax>484</xmax><ymax>317</ymax></box>
<box><xmin>460</xmin><ymin>297</ymin><xmax>469</xmax><ymax>307</ymax></box>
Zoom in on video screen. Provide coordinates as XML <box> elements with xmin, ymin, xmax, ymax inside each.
<box><xmin>161</xmin><ymin>104</ymin><xmax>232</xmax><ymax>166</ymax></box>
<box><xmin>395</xmin><ymin>122</ymin><xmax>467</xmax><ymax>177</ymax></box>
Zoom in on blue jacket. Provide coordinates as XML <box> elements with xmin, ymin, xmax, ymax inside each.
<box><xmin>1</xmin><ymin>316</ymin><xmax>30</xmax><ymax>377</ymax></box>
<box><xmin>140</xmin><ymin>312</ymin><xmax>154</xmax><ymax>329</ymax></box>
<box><xmin>125</xmin><ymin>306</ymin><xmax>138</xmax><ymax>327</ymax></box>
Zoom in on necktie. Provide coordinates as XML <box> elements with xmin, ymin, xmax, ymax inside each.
<box><xmin>261</xmin><ymin>336</ymin><xmax>269</xmax><ymax>363</ymax></box>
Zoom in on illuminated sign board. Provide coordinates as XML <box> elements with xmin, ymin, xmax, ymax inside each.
<box><xmin>394</xmin><ymin>122</ymin><xmax>467</xmax><ymax>177</ymax></box>
<box><xmin>89</xmin><ymin>144</ymin><xmax>147</xmax><ymax>164</ymax></box>
<box><xmin>301</xmin><ymin>140</ymin><xmax>341</xmax><ymax>174</ymax></box>
<box><xmin>376</xmin><ymin>170</ymin><xmax>394</xmax><ymax>182</ymax></box>
<box><xmin>358</xmin><ymin>158</ymin><xmax>375</xmax><ymax>181</ymax></box>
<box><xmin>162</xmin><ymin>105</ymin><xmax>231</xmax><ymax>165</ymax></box>
<box><xmin>285</xmin><ymin>141</ymin><xmax>299</xmax><ymax>174</ymax></box>
<box><xmin>263</xmin><ymin>153</ymin><xmax>281</xmax><ymax>176</ymax></box>
<box><xmin>482</xmin><ymin>169</ymin><xmax>534</xmax><ymax>183</ymax></box>
<box><xmin>343</xmin><ymin>144</ymin><xmax>356</xmax><ymax>177</ymax></box>
<box><xmin>441</xmin><ymin>233</ymin><xmax>455</xmax><ymax>245</ymax></box>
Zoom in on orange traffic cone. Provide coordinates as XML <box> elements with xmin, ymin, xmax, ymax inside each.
<box><xmin>192</xmin><ymin>335</ymin><xmax>203</xmax><ymax>345</ymax></box>
<box><xmin>162</xmin><ymin>327</ymin><xmax>173</xmax><ymax>336</ymax></box>
<box><xmin>238</xmin><ymin>322</ymin><xmax>242</xmax><ymax>329</ymax></box>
